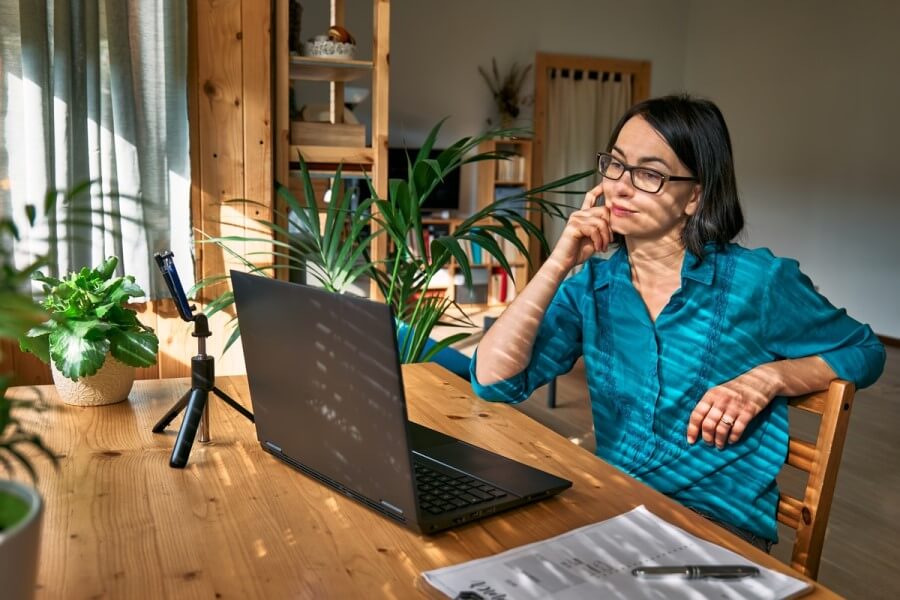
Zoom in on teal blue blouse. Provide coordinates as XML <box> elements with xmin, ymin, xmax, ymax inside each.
<box><xmin>470</xmin><ymin>243</ymin><xmax>885</xmax><ymax>541</ymax></box>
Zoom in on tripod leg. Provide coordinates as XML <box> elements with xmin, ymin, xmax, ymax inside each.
<box><xmin>199</xmin><ymin>403</ymin><xmax>210</xmax><ymax>443</ymax></box>
<box><xmin>212</xmin><ymin>386</ymin><xmax>255</xmax><ymax>423</ymax></box>
<box><xmin>152</xmin><ymin>390</ymin><xmax>191</xmax><ymax>433</ymax></box>
<box><xmin>169</xmin><ymin>388</ymin><xmax>208</xmax><ymax>469</ymax></box>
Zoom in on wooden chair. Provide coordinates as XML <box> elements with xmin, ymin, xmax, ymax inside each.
<box><xmin>778</xmin><ymin>379</ymin><xmax>856</xmax><ymax>580</ymax></box>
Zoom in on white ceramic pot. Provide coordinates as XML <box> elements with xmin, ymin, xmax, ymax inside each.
<box><xmin>0</xmin><ymin>480</ymin><xmax>43</xmax><ymax>600</ymax></box>
<box><xmin>51</xmin><ymin>353</ymin><xmax>135</xmax><ymax>406</ymax></box>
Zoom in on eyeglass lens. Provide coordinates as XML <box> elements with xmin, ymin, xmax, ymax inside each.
<box><xmin>598</xmin><ymin>154</ymin><xmax>665</xmax><ymax>193</ymax></box>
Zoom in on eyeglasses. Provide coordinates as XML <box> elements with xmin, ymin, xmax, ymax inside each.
<box><xmin>597</xmin><ymin>152</ymin><xmax>697</xmax><ymax>194</ymax></box>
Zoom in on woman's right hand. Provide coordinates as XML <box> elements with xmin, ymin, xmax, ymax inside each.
<box><xmin>549</xmin><ymin>184</ymin><xmax>613</xmax><ymax>271</ymax></box>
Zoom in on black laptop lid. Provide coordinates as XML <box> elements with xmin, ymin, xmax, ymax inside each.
<box><xmin>230</xmin><ymin>272</ymin><xmax>417</xmax><ymax>522</ymax></box>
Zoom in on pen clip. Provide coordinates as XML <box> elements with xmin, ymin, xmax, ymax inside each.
<box><xmin>695</xmin><ymin>565</ymin><xmax>760</xmax><ymax>580</ymax></box>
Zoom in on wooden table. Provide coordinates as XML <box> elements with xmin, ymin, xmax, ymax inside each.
<box><xmin>9</xmin><ymin>363</ymin><xmax>836</xmax><ymax>598</ymax></box>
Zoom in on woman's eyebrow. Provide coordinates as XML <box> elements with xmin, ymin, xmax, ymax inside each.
<box><xmin>611</xmin><ymin>145</ymin><xmax>672</xmax><ymax>170</ymax></box>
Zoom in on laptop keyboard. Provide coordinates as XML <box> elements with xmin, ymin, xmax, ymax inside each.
<box><xmin>414</xmin><ymin>462</ymin><xmax>508</xmax><ymax>515</ymax></box>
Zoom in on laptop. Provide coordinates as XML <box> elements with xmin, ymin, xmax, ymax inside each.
<box><xmin>230</xmin><ymin>271</ymin><xmax>572</xmax><ymax>534</ymax></box>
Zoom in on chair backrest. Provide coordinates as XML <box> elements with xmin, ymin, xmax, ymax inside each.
<box><xmin>778</xmin><ymin>379</ymin><xmax>855</xmax><ymax>580</ymax></box>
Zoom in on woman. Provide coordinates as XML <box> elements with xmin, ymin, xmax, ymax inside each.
<box><xmin>471</xmin><ymin>94</ymin><xmax>885</xmax><ymax>551</ymax></box>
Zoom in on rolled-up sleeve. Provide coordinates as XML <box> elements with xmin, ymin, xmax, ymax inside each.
<box><xmin>470</xmin><ymin>267</ymin><xmax>588</xmax><ymax>403</ymax></box>
<box><xmin>764</xmin><ymin>257</ymin><xmax>886</xmax><ymax>389</ymax></box>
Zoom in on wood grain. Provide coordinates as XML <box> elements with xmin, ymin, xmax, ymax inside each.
<box><xmin>241</xmin><ymin>0</ymin><xmax>274</xmax><ymax>268</ymax></box>
<box><xmin>195</xmin><ymin>0</ymin><xmax>245</xmax><ymax>303</ymax></box>
<box><xmin>784</xmin><ymin>380</ymin><xmax>856</xmax><ymax>579</ymax></box>
<box><xmin>5</xmin><ymin>364</ymin><xmax>836</xmax><ymax>599</ymax></box>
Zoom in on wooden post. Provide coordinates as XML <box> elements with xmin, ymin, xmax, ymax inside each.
<box><xmin>369</xmin><ymin>0</ymin><xmax>390</xmax><ymax>299</ymax></box>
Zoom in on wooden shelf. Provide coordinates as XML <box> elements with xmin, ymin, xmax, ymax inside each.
<box><xmin>276</xmin><ymin>0</ymin><xmax>390</xmax><ymax>298</ymax></box>
<box><xmin>495</xmin><ymin>180</ymin><xmax>528</xmax><ymax>187</ymax></box>
<box><xmin>289</xmin><ymin>145</ymin><xmax>374</xmax><ymax>167</ymax></box>
<box><xmin>498</xmin><ymin>261</ymin><xmax>526</xmax><ymax>268</ymax></box>
<box><xmin>289</xmin><ymin>55</ymin><xmax>373</xmax><ymax>82</ymax></box>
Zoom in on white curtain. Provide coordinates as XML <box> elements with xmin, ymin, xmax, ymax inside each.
<box><xmin>543</xmin><ymin>70</ymin><xmax>631</xmax><ymax>251</ymax></box>
<box><xmin>0</xmin><ymin>0</ymin><xmax>192</xmax><ymax>296</ymax></box>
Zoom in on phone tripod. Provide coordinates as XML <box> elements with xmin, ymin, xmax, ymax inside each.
<box><xmin>152</xmin><ymin>313</ymin><xmax>254</xmax><ymax>468</ymax></box>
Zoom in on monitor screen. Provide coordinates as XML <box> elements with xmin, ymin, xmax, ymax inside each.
<box><xmin>356</xmin><ymin>147</ymin><xmax>460</xmax><ymax>211</ymax></box>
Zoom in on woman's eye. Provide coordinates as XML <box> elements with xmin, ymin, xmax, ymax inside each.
<box><xmin>637</xmin><ymin>169</ymin><xmax>663</xmax><ymax>184</ymax></box>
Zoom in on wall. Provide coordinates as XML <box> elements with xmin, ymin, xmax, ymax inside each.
<box><xmin>684</xmin><ymin>0</ymin><xmax>900</xmax><ymax>337</ymax></box>
<box><xmin>395</xmin><ymin>0</ymin><xmax>690</xmax><ymax>213</ymax></box>
<box><xmin>299</xmin><ymin>0</ymin><xmax>690</xmax><ymax>213</ymax></box>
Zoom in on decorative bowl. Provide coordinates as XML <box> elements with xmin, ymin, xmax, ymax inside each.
<box><xmin>302</xmin><ymin>38</ymin><xmax>356</xmax><ymax>59</ymax></box>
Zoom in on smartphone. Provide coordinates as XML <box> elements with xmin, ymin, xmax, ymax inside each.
<box><xmin>154</xmin><ymin>250</ymin><xmax>195</xmax><ymax>322</ymax></box>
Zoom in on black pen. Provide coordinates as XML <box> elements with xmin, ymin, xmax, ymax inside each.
<box><xmin>632</xmin><ymin>565</ymin><xmax>760</xmax><ymax>580</ymax></box>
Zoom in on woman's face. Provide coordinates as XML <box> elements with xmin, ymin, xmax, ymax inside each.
<box><xmin>602</xmin><ymin>115</ymin><xmax>700</xmax><ymax>241</ymax></box>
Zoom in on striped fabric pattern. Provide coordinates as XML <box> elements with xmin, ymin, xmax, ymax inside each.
<box><xmin>470</xmin><ymin>243</ymin><xmax>885</xmax><ymax>541</ymax></box>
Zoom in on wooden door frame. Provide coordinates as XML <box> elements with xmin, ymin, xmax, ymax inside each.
<box><xmin>531</xmin><ymin>53</ymin><xmax>651</xmax><ymax>264</ymax></box>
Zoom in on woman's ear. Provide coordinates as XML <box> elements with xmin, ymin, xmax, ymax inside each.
<box><xmin>683</xmin><ymin>184</ymin><xmax>701</xmax><ymax>217</ymax></box>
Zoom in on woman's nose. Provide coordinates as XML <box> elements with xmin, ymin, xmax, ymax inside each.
<box><xmin>609</xmin><ymin>172</ymin><xmax>636</xmax><ymax>197</ymax></box>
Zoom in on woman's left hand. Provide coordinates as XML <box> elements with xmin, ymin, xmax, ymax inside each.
<box><xmin>686</xmin><ymin>367</ymin><xmax>781</xmax><ymax>449</ymax></box>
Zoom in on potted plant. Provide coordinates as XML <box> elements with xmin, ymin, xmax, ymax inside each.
<box><xmin>0</xmin><ymin>381</ymin><xmax>56</xmax><ymax>600</ymax></box>
<box><xmin>19</xmin><ymin>256</ymin><xmax>160</xmax><ymax>406</ymax></box>
<box><xmin>194</xmin><ymin>119</ymin><xmax>593</xmax><ymax>363</ymax></box>
<box><xmin>1</xmin><ymin>208</ymin><xmax>57</xmax><ymax>600</ymax></box>
<box><xmin>479</xmin><ymin>58</ymin><xmax>533</xmax><ymax>128</ymax></box>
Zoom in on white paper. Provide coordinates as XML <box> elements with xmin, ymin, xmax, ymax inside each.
<box><xmin>422</xmin><ymin>506</ymin><xmax>810</xmax><ymax>600</ymax></box>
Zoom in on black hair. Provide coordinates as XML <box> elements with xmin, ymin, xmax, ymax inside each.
<box><xmin>606</xmin><ymin>93</ymin><xmax>744</xmax><ymax>259</ymax></box>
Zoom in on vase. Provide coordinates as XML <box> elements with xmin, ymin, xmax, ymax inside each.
<box><xmin>51</xmin><ymin>353</ymin><xmax>135</xmax><ymax>406</ymax></box>
<box><xmin>0</xmin><ymin>480</ymin><xmax>43</xmax><ymax>600</ymax></box>
<box><xmin>499</xmin><ymin>113</ymin><xmax>516</xmax><ymax>129</ymax></box>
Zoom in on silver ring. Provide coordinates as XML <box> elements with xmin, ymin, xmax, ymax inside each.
<box><xmin>720</xmin><ymin>416</ymin><xmax>735</xmax><ymax>427</ymax></box>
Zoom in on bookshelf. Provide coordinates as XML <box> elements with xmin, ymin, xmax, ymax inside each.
<box><xmin>466</xmin><ymin>138</ymin><xmax>536</xmax><ymax>307</ymax></box>
<box><xmin>274</xmin><ymin>0</ymin><xmax>389</xmax><ymax>297</ymax></box>
<box><xmin>419</xmin><ymin>214</ymin><xmax>530</xmax><ymax>309</ymax></box>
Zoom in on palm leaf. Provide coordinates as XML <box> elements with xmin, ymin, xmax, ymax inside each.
<box><xmin>194</xmin><ymin>120</ymin><xmax>595</xmax><ymax>364</ymax></box>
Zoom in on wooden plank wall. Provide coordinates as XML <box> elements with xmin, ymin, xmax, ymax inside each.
<box><xmin>0</xmin><ymin>0</ymin><xmax>272</xmax><ymax>385</ymax></box>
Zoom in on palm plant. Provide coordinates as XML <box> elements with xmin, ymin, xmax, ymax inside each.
<box><xmin>0</xmin><ymin>199</ymin><xmax>59</xmax><ymax>480</ymax></box>
<box><xmin>194</xmin><ymin>120</ymin><xmax>594</xmax><ymax>363</ymax></box>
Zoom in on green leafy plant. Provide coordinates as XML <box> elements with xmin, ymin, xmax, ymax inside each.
<box><xmin>2</xmin><ymin>183</ymin><xmax>157</xmax><ymax>479</ymax></box>
<box><xmin>194</xmin><ymin>119</ymin><xmax>593</xmax><ymax>363</ymax></box>
<box><xmin>19</xmin><ymin>256</ymin><xmax>159</xmax><ymax>380</ymax></box>
<box><xmin>1</xmin><ymin>208</ymin><xmax>57</xmax><ymax>480</ymax></box>
<box><xmin>0</xmin><ymin>377</ymin><xmax>56</xmax><ymax>481</ymax></box>
<box><xmin>479</xmin><ymin>58</ymin><xmax>533</xmax><ymax>126</ymax></box>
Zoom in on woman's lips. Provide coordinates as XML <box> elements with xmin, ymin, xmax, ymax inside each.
<box><xmin>611</xmin><ymin>205</ymin><xmax>637</xmax><ymax>217</ymax></box>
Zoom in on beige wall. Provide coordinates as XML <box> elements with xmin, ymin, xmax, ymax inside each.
<box><xmin>684</xmin><ymin>0</ymin><xmax>900</xmax><ymax>337</ymax></box>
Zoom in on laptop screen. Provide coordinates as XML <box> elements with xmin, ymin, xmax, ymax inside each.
<box><xmin>231</xmin><ymin>272</ymin><xmax>417</xmax><ymax>520</ymax></box>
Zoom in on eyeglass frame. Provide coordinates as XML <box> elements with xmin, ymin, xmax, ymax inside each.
<box><xmin>596</xmin><ymin>152</ymin><xmax>697</xmax><ymax>194</ymax></box>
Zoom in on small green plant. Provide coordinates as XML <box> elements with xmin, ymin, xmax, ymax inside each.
<box><xmin>19</xmin><ymin>256</ymin><xmax>159</xmax><ymax>380</ymax></box>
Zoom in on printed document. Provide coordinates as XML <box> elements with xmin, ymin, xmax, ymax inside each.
<box><xmin>422</xmin><ymin>505</ymin><xmax>811</xmax><ymax>599</ymax></box>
